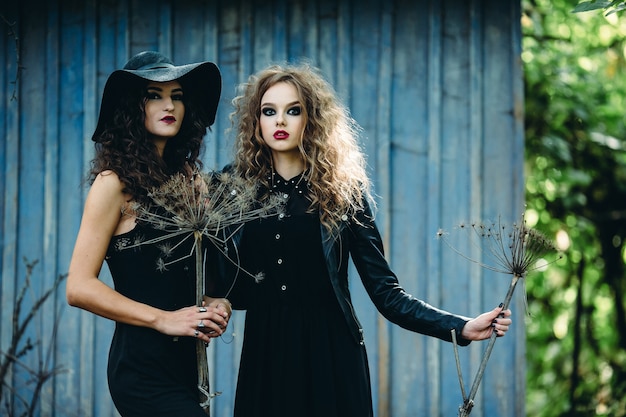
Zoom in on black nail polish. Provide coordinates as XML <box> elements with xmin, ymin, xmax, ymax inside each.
<box><xmin>498</xmin><ymin>302</ymin><xmax>504</xmax><ymax>308</ymax></box>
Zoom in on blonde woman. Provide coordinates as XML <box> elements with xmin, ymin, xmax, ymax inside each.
<box><xmin>222</xmin><ymin>63</ymin><xmax>512</xmax><ymax>417</ymax></box>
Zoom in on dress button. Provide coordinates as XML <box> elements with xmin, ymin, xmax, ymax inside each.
<box><xmin>277</xmin><ymin>258</ymin><xmax>283</xmax><ymax>265</ymax></box>
<box><xmin>278</xmin><ymin>213</ymin><xmax>285</xmax><ymax>219</ymax></box>
<box><xmin>275</xmin><ymin>234</ymin><xmax>281</xmax><ymax>240</ymax></box>
<box><xmin>183</xmin><ymin>266</ymin><xmax>189</xmax><ymax>271</ymax></box>
<box><xmin>283</xmin><ymin>193</ymin><xmax>289</xmax><ymax>199</ymax></box>
<box><xmin>281</xmin><ymin>285</ymin><xmax>287</xmax><ymax>291</ymax></box>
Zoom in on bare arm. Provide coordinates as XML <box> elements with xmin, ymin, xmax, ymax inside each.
<box><xmin>66</xmin><ymin>172</ymin><xmax>228</xmax><ymax>343</ymax></box>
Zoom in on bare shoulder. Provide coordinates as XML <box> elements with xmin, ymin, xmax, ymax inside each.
<box><xmin>87</xmin><ymin>170</ymin><xmax>128</xmax><ymax>211</ymax></box>
<box><xmin>94</xmin><ymin>170</ymin><xmax>124</xmax><ymax>189</ymax></box>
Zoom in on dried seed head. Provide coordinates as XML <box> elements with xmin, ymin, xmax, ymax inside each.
<box><xmin>438</xmin><ymin>213</ymin><xmax>559</xmax><ymax>277</ymax></box>
<box><xmin>122</xmin><ymin>170</ymin><xmax>283</xmax><ymax>285</ymax></box>
<box><xmin>253</xmin><ymin>272</ymin><xmax>265</xmax><ymax>283</ymax></box>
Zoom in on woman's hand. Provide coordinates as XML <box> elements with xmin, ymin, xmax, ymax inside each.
<box><xmin>204</xmin><ymin>297</ymin><xmax>232</xmax><ymax>335</ymax></box>
<box><xmin>154</xmin><ymin>303</ymin><xmax>229</xmax><ymax>344</ymax></box>
<box><xmin>461</xmin><ymin>305</ymin><xmax>512</xmax><ymax>341</ymax></box>
<box><xmin>205</xmin><ymin>297</ymin><xmax>232</xmax><ymax>317</ymax></box>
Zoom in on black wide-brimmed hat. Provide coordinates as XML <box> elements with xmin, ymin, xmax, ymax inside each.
<box><xmin>93</xmin><ymin>51</ymin><xmax>221</xmax><ymax>138</ymax></box>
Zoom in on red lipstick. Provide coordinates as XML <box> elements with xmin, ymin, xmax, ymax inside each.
<box><xmin>274</xmin><ymin>130</ymin><xmax>289</xmax><ymax>139</ymax></box>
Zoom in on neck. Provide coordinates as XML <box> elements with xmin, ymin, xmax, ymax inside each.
<box><xmin>152</xmin><ymin>137</ymin><xmax>168</xmax><ymax>157</ymax></box>
<box><xmin>272</xmin><ymin>153</ymin><xmax>305</xmax><ymax>180</ymax></box>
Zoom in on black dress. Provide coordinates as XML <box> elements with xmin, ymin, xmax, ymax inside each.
<box><xmin>230</xmin><ymin>172</ymin><xmax>373</xmax><ymax>417</ymax></box>
<box><xmin>105</xmin><ymin>223</ymin><xmax>209</xmax><ymax>417</ymax></box>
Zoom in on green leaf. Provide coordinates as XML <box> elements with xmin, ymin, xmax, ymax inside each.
<box><xmin>572</xmin><ymin>1</ymin><xmax>613</xmax><ymax>12</ymax></box>
<box><xmin>606</xmin><ymin>3</ymin><xmax>626</xmax><ymax>14</ymax></box>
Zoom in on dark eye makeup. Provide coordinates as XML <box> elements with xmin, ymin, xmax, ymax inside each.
<box><xmin>262</xmin><ymin>107</ymin><xmax>276</xmax><ymax>116</ymax></box>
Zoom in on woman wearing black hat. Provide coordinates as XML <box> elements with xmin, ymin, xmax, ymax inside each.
<box><xmin>66</xmin><ymin>51</ymin><xmax>228</xmax><ymax>416</ymax></box>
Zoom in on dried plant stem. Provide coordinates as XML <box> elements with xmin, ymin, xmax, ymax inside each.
<box><xmin>0</xmin><ymin>259</ymin><xmax>67</xmax><ymax>415</ymax></box>
<box><xmin>1</xmin><ymin>15</ymin><xmax>21</xmax><ymax>101</ymax></box>
<box><xmin>194</xmin><ymin>232</ymin><xmax>210</xmax><ymax>414</ymax></box>
<box><xmin>451</xmin><ymin>329</ymin><xmax>468</xmax><ymax>402</ymax></box>
<box><xmin>458</xmin><ymin>272</ymin><xmax>523</xmax><ymax>417</ymax></box>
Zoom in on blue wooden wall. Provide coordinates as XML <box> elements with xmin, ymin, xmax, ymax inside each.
<box><xmin>0</xmin><ymin>0</ymin><xmax>524</xmax><ymax>416</ymax></box>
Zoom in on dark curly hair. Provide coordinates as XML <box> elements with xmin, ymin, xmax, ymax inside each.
<box><xmin>89</xmin><ymin>79</ymin><xmax>208</xmax><ymax>204</ymax></box>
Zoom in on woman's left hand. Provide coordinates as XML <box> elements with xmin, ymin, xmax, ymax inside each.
<box><xmin>202</xmin><ymin>297</ymin><xmax>232</xmax><ymax>337</ymax></box>
<box><xmin>461</xmin><ymin>305</ymin><xmax>512</xmax><ymax>341</ymax></box>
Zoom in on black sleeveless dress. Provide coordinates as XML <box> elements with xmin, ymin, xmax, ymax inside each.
<box><xmin>105</xmin><ymin>223</ymin><xmax>209</xmax><ymax>417</ymax></box>
<box><xmin>229</xmin><ymin>172</ymin><xmax>373</xmax><ymax>417</ymax></box>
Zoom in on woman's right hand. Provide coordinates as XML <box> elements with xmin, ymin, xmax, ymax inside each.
<box><xmin>155</xmin><ymin>304</ymin><xmax>229</xmax><ymax>344</ymax></box>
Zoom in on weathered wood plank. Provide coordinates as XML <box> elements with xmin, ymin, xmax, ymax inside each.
<box><xmin>478</xmin><ymin>2</ymin><xmax>526</xmax><ymax>417</ymax></box>
<box><xmin>387</xmin><ymin>2</ymin><xmax>442</xmax><ymax>414</ymax></box>
<box><xmin>424</xmin><ymin>1</ymin><xmax>446</xmax><ymax>415</ymax></box>
<box><xmin>0</xmin><ymin>1</ymin><xmax>21</xmax><ymax>414</ymax></box>
<box><xmin>40</xmin><ymin>1</ymin><xmax>62</xmax><ymax>415</ymax></box>
<box><xmin>15</xmin><ymin>8</ymin><xmax>48</xmax><ymax>415</ymax></box>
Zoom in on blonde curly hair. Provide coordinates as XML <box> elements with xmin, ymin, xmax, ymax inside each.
<box><xmin>230</xmin><ymin>62</ymin><xmax>373</xmax><ymax>235</ymax></box>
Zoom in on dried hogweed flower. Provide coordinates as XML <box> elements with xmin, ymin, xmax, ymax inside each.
<box><xmin>120</xmin><ymin>169</ymin><xmax>284</xmax><ymax>411</ymax></box>
<box><xmin>124</xmin><ymin>170</ymin><xmax>284</xmax><ymax>277</ymax></box>
<box><xmin>437</xmin><ymin>214</ymin><xmax>558</xmax><ymax>278</ymax></box>
<box><xmin>438</xmin><ymin>213</ymin><xmax>561</xmax><ymax>417</ymax></box>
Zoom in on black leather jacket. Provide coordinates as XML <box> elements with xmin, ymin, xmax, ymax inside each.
<box><xmin>217</xmin><ymin>197</ymin><xmax>471</xmax><ymax>347</ymax></box>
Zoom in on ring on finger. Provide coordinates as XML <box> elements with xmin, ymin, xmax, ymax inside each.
<box><xmin>198</xmin><ymin>307</ymin><xmax>207</xmax><ymax>313</ymax></box>
<box><xmin>194</xmin><ymin>330</ymin><xmax>200</xmax><ymax>337</ymax></box>
<box><xmin>198</xmin><ymin>320</ymin><xmax>205</xmax><ymax>329</ymax></box>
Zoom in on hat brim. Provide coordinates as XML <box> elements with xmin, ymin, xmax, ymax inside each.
<box><xmin>94</xmin><ymin>61</ymin><xmax>221</xmax><ymax>137</ymax></box>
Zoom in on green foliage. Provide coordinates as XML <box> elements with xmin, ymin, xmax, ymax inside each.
<box><xmin>523</xmin><ymin>0</ymin><xmax>626</xmax><ymax>416</ymax></box>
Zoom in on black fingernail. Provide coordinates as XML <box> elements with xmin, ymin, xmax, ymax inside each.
<box><xmin>498</xmin><ymin>302</ymin><xmax>504</xmax><ymax>308</ymax></box>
